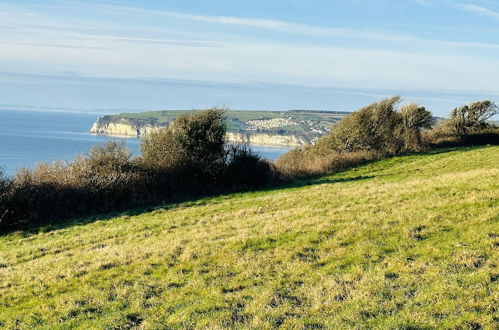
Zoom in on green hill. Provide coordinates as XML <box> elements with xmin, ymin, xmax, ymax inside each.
<box><xmin>110</xmin><ymin>109</ymin><xmax>348</xmax><ymax>133</ymax></box>
<box><xmin>0</xmin><ymin>146</ymin><xmax>498</xmax><ymax>328</ymax></box>
<box><xmin>90</xmin><ymin>110</ymin><xmax>349</xmax><ymax>145</ymax></box>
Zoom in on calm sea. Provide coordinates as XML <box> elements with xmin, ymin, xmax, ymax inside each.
<box><xmin>0</xmin><ymin>110</ymin><xmax>291</xmax><ymax>177</ymax></box>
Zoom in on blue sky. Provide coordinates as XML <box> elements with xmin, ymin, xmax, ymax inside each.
<box><xmin>0</xmin><ymin>0</ymin><xmax>498</xmax><ymax>116</ymax></box>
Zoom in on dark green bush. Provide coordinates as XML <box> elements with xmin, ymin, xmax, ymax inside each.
<box><xmin>0</xmin><ymin>170</ymin><xmax>11</xmax><ymax>226</ymax></box>
<box><xmin>140</xmin><ymin>108</ymin><xmax>226</xmax><ymax>176</ymax></box>
<box><xmin>223</xmin><ymin>144</ymin><xmax>277</xmax><ymax>189</ymax></box>
<box><xmin>139</xmin><ymin>107</ymin><xmax>229</xmax><ymax>197</ymax></box>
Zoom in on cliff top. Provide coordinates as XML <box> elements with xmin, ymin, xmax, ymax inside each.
<box><xmin>96</xmin><ymin>109</ymin><xmax>351</xmax><ymax>140</ymax></box>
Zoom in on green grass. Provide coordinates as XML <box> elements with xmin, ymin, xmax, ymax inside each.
<box><xmin>1</xmin><ymin>146</ymin><xmax>498</xmax><ymax>329</ymax></box>
<box><xmin>116</xmin><ymin>110</ymin><xmax>345</xmax><ymax>122</ymax></box>
<box><xmin>115</xmin><ymin>110</ymin><xmax>290</xmax><ymax>125</ymax></box>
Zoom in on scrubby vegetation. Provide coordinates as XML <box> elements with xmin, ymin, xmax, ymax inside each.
<box><xmin>276</xmin><ymin>97</ymin><xmax>498</xmax><ymax>178</ymax></box>
<box><xmin>0</xmin><ymin>146</ymin><xmax>497</xmax><ymax>328</ymax></box>
<box><xmin>0</xmin><ymin>109</ymin><xmax>277</xmax><ymax>233</ymax></box>
<box><xmin>0</xmin><ymin>98</ymin><xmax>497</xmax><ymax>233</ymax></box>
<box><xmin>315</xmin><ymin>96</ymin><xmax>433</xmax><ymax>154</ymax></box>
<box><xmin>425</xmin><ymin>100</ymin><xmax>499</xmax><ymax>146</ymax></box>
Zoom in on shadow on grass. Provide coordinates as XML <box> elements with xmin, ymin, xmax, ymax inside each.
<box><xmin>2</xmin><ymin>145</ymin><xmax>493</xmax><ymax>237</ymax></box>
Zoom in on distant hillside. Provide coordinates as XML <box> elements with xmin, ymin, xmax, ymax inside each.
<box><xmin>90</xmin><ymin>110</ymin><xmax>350</xmax><ymax>146</ymax></box>
<box><xmin>1</xmin><ymin>146</ymin><xmax>498</xmax><ymax>328</ymax></box>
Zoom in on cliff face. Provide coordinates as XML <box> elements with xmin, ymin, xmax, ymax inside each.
<box><xmin>90</xmin><ymin>119</ymin><xmax>163</xmax><ymax>137</ymax></box>
<box><xmin>225</xmin><ymin>132</ymin><xmax>308</xmax><ymax>147</ymax></box>
<box><xmin>90</xmin><ymin>117</ymin><xmax>309</xmax><ymax>146</ymax></box>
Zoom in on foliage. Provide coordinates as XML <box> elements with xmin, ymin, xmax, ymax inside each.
<box><xmin>140</xmin><ymin>108</ymin><xmax>226</xmax><ymax>179</ymax></box>
<box><xmin>0</xmin><ymin>170</ymin><xmax>11</xmax><ymax>225</ymax></box>
<box><xmin>276</xmin><ymin>146</ymin><xmax>377</xmax><ymax>179</ymax></box>
<box><xmin>223</xmin><ymin>144</ymin><xmax>277</xmax><ymax>189</ymax></box>
<box><xmin>0</xmin><ymin>141</ymin><xmax>148</xmax><ymax>231</ymax></box>
<box><xmin>316</xmin><ymin>96</ymin><xmax>433</xmax><ymax>155</ymax></box>
<box><xmin>0</xmin><ymin>109</ymin><xmax>275</xmax><ymax>232</ymax></box>
<box><xmin>86</xmin><ymin>140</ymin><xmax>133</xmax><ymax>173</ymax></box>
<box><xmin>1</xmin><ymin>99</ymin><xmax>497</xmax><ymax>232</ymax></box>
<box><xmin>279</xmin><ymin>97</ymin><xmax>436</xmax><ymax>179</ymax></box>
<box><xmin>399</xmin><ymin>103</ymin><xmax>434</xmax><ymax>151</ymax></box>
<box><xmin>281</xmin><ymin>97</ymin><xmax>498</xmax><ymax>180</ymax></box>
<box><xmin>424</xmin><ymin>101</ymin><xmax>499</xmax><ymax>146</ymax></box>
<box><xmin>448</xmin><ymin>100</ymin><xmax>498</xmax><ymax>136</ymax></box>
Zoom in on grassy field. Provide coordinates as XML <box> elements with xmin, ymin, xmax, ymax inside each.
<box><xmin>114</xmin><ymin>110</ymin><xmax>348</xmax><ymax>123</ymax></box>
<box><xmin>0</xmin><ymin>146</ymin><xmax>498</xmax><ymax>329</ymax></box>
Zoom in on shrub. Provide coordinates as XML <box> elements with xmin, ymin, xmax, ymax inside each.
<box><xmin>275</xmin><ymin>146</ymin><xmax>377</xmax><ymax>179</ymax></box>
<box><xmin>0</xmin><ymin>108</ymin><xmax>269</xmax><ymax>233</ymax></box>
<box><xmin>423</xmin><ymin>120</ymin><xmax>459</xmax><ymax>146</ymax></box>
<box><xmin>223</xmin><ymin>144</ymin><xmax>277</xmax><ymax>189</ymax></box>
<box><xmin>399</xmin><ymin>104</ymin><xmax>434</xmax><ymax>152</ymax></box>
<box><xmin>278</xmin><ymin>97</ymin><xmax>435</xmax><ymax>179</ymax></box>
<box><xmin>0</xmin><ymin>169</ymin><xmax>11</xmax><ymax>226</ymax></box>
<box><xmin>425</xmin><ymin>124</ymin><xmax>499</xmax><ymax>147</ymax></box>
<box><xmin>425</xmin><ymin>101</ymin><xmax>499</xmax><ymax>146</ymax></box>
<box><xmin>1</xmin><ymin>101</ymin><xmax>496</xmax><ymax>233</ymax></box>
<box><xmin>448</xmin><ymin>100</ymin><xmax>498</xmax><ymax>136</ymax></box>
<box><xmin>316</xmin><ymin>97</ymin><xmax>432</xmax><ymax>155</ymax></box>
<box><xmin>0</xmin><ymin>141</ymin><xmax>149</xmax><ymax>232</ymax></box>
<box><xmin>86</xmin><ymin>140</ymin><xmax>133</xmax><ymax>173</ymax></box>
<box><xmin>316</xmin><ymin>97</ymin><xmax>402</xmax><ymax>154</ymax></box>
<box><xmin>140</xmin><ymin>108</ymin><xmax>227</xmax><ymax>181</ymax></box>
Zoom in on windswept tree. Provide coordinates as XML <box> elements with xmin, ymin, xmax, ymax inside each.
<box><xmin>315</xmin><ymin>97</ymin><xmax>435</xmax><ymax>154</ymax></box>
<box><xmin>319</xmin><ymin>96</ymin><xmax>401</xmax><ymax>153</ymax></box>
<box><xmin>400</xmin><ymin>104</ymin><xmax>434</xmax><ymax>151</ymax></box>
<box><xmin>325</xmin><ymin>96</ymin><xmax>402</xmax><ymax>153</ymax></box>
<box><xmin>449</xmin><ymin>100</ymin><xmax>498</xmax><ymax>136</ymax></box>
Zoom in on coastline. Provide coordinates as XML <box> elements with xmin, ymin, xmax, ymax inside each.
<box><xmin>89</xmin><ymin>131</ymin><xmax>307</xmax><ymax>147</ymax></box>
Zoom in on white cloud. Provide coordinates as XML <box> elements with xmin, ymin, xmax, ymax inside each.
<box><xmin>98</xmin><ymin>2</ymin><xmax>499</xmax><ymax>48</ymax></box>
<box><xmin>455</xmin><ymin>3</ymin><xmax>499</xmax><ymax>20</ymax></box>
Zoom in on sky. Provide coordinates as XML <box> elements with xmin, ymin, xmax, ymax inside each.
<box><xmin>0</xmin><ymin>0</ymin><xmax>499</xmax><ymax>116</ymax></box>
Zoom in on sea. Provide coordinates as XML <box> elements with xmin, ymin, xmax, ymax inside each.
<box><xmin>0</xmin><ymin>110</ymin><xmax>291</xmax><ymax>177</ymax></box>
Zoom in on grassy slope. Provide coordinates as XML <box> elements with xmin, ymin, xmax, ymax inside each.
<box><xmin>0</xmin><ymin>147</ymin><xmax>498</xmax><ymax>329</ymax></box>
